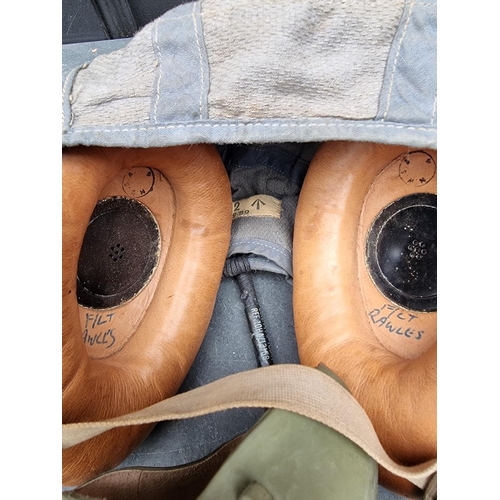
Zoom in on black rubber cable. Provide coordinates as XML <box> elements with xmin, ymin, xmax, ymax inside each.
<box><xmin>223</xmin><ymin>255</ymin><xmax>274</xmax><ymax>367</ymax></box>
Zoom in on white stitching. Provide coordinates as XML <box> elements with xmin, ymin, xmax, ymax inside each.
<box><xmin>382</xmin><ymin>0</ymin><xmax>415</xmax><ymax>121</ymax></box>
<box><xmin>65</xmin><ymin>122</ymin><xmax>434</xmax><ymax>134</ymax></box>
<box><xmin>152</xmin><ymin>19</ymin><xmax>163</xmax><ymax>124</ymax></box>
<box><xmin>430</xmin><ymin>94</ymin><xmax>437</xmax><ymax>125</ymax></box>
<box><xmin>62</xmin><ymin>67</ymin><xmax>78</xmax><ymax>126</ymax></box>
<box><xmin>192</xmin><ymin>2</ymin><xmax>205</xmax><ymax>120</ymax></box>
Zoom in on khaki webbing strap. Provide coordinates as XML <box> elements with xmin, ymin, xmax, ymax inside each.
<box><xmin>62</xmin><ymin>364</ymin><xmax>437</xmax><ymax>490</ymax></box>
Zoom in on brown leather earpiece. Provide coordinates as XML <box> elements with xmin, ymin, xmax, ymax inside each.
<box><xmin>293</xmin><ymin>141</ymin><xmax>437</xmax><ymax>498</ymax></box>
<box><xmin>62</xmin><ymin>145</ymin><xmax>232</xmax><ymax>486</ymax></box>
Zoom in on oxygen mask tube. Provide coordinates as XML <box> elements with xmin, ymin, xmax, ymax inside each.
<box><xmin>223</xmin><ymin>255</ymin><xmax>274</xmax><ymax>367</ymax></box>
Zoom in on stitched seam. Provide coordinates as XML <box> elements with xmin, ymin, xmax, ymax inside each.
<box><xmin>152</xmin><ymin>19</ymin><xmax>163</xmax><ymax>124</ymax></box>
<box><xmin>192</xmin><ymin>2</ymin><xmax>204</xmax><ymax>120</ymax></box>
<box><xmin>65</xmin><ymin>122</ymin><xmax>435</xmax><ymax>134</ymax></box>
<box><xmin>62</xmin><ymin>67</ymin><xmax>78</xmax><ymax>126</ymax></box>
<box><xmin>382</xmin><ymin>0</ymin><xmax>415</xmax><ymax>121</ymax></box>
<box><xmin>430</xmin><ymin>94</ymin><xmax>437</xmax><ymax>125</ymax></box>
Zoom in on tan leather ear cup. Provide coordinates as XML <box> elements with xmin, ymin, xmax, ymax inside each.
<box><xmin>62</xmin><ymin>146</ymin><xmax>232</xmax><ymax>486</ymax></box>
<box><xmin>293</xmin><ymin>141</ymin><xmax>437</xmax><ymax>498</ymax></box>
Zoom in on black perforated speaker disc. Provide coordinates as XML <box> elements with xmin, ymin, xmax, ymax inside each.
<box><xmin>77</xmin><ymin>196</ymin><xmax>161</xmax><ymax>309</ymax></box>
<box><xmin>366</xmin><ymin>193</ymin><xmax>437</xmax><ymax>312</ymax></box>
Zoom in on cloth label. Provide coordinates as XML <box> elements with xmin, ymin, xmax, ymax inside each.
<box><xmin>232</xmin><ymin>194</ymin><xmax>282</xmax><ymax>220</ymax></box>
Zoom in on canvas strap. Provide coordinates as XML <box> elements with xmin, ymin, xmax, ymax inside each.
<box><xmin>62</xmin><ymin>364</ymin><xmax>437</xmax><ymax>491</ymax></box>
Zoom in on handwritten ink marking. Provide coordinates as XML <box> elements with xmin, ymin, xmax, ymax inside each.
<box><xmin>368</xmin><ymin>304</ymin><xmax>423</xmax><ymax>340</ymax></box>
<box><xmin>83</xmin><ymin>312</ymin><xmax>117</xmax><ymax>348</ymax></box>
<box><xmin>82</xmin><ymin>328</ymin><xmax>116</xmax><ymax>348</ymax></box>
<box><xmin>84</xmin><ymin>312</ymin><xmax>115</xmax><ymax>330</ymax></box>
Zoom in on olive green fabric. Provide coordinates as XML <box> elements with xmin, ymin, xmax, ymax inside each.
<box><xmin>198</xmin><ymin>407</ymin><xmax>378</xmax><ymax>500</ymax></box>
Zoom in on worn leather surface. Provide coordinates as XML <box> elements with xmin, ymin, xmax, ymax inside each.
<box><xmin>293</xmin><ymin>141</ymin><xmax>437</xmax><ymax>498</ymax></box>
<box><xmin>71</xmin><ymin>435</ymin><xmax>246</xmax><ymax>500</ymax></box>
<box><xmin>62</xmin><ymin>145</ymin><xmax>232</xmax><ymax>485</ymax></box>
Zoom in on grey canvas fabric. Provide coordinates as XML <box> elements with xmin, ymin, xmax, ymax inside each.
<box><xmin>202</xmin><ymin>0</ymin><xmax>404</xmax><ymax>121</ymax></box>
<box><xmin>68</xmin><ymin>26</ymin><xmax>157</xmax><ymax>127</ymax></box>
<box><xmin>62</xmin><ymin>0</ymin><xmax>437</xmax><ymax>150</ymax></box>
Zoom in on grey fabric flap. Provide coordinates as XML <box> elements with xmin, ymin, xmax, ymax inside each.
<box><xmin>62</xmin><ymin>0</ymin><xmax>437</xmax><ymax>149</ymax></box>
